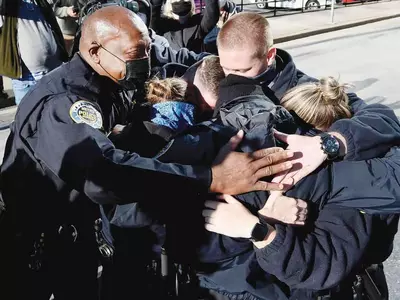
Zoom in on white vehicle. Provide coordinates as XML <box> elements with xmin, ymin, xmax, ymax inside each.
<box><xmin>253</xmin><ymin>0</ymin><xmax>331</xmax><ymax>10</ymax></box>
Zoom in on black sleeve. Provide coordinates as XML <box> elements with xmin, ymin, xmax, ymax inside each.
<box><xmin>199</xmin><ymin>0</ymin><xmax>220</xmax><ymax>37</ymax></box>
<box><xmin>321</xmin><ymin>152</ymin><xmax>400</xmax><ymax>214</ymax></box>
<box><xmin>329</xmin><ymin>93</ymin><xmax>400</xmax><ymax>161</ymax></box>
<box><xmin>151</xmin><ymin>41</ymin><xmax>210</xmax><ymax>66</ymax></box>
<box><xmin>255</xmin><ymin>205</ymin><xmax>372</xmax><ymax>290</ymax></box>
<box><xmin>27</xmin><ymin>96</ymin><xmax>211</xmax><ymax>206</ymax></box>
<box><xmin>149</xmin><ymin>0</ymin><xmax>164</xmax><ymax>32</ymax></box>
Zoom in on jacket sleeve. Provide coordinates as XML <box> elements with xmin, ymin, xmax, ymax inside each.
<box><xmin>322</xmin><ymin>151</ymin><xmax>400</xmax><ymax>214</ymax></box>
<box><xmin>149</xmin><ymin>0</ymin><xmax>164</xmax><ymax>30</ymax></box>
<box><xmin>329</xmin><ymin>93</ymin><xmax>400</xmax><ymax>161</ymax></box>
<box><xmin>26</xmin><ymin>96</ymin><xmax>211</xmax><ymax>206</ymax></box>
<box><xmin>199</xmin><ymin>0</ymin><xmax>220</xmax><ymax>37</ymax></box>
<box><xmin>151</xmin><ymin>41</ymin><xmax>209</xmax><ymax>66</ymax></box>
<box><xmin>255</xmin><ymin>204</ymin><xmax>372</xmax><ymax>290</ymax></box>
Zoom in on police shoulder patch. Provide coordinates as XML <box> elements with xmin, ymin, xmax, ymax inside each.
<box><xmin>69</xmin><ymin>100</ymin><xmax>103</xmax><ymax>130</ymax></box>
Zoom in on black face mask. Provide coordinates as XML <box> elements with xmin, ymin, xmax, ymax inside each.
<box><xmin>98</xmin><ymin>44</ymin><xmax>150</xmax><ymax>92</ymax></box>
<box><xmin>171</xmin><ymin>1</ymin><xmax>192</xmax><ymax>16</ymax></box>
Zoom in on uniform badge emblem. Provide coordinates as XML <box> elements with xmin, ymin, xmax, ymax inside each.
<box><xmin>69</xmin><ymin>100</ymin><xmax>103</xmax><ymax>129</ymax></box>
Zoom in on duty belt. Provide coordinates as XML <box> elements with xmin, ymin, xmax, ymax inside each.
<box><xmin>29</xmin><ymin>224</ymin><xmax>78</xmax><ymax>271</ymax></box>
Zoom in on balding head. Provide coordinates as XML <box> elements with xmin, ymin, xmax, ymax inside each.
<box><xmin>217</xmin><ymin>12</ymin><xmax>276</xmax><ymax>78</ymax></box>
<box><xmin>79</xmin><ymin>6</ymin><xmax>151</xmax><ymax>88</ymax></box>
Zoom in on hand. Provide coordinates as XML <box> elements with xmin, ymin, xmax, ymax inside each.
<box><xmin>67</xmin><ymin>6</ymin><xmax>79</xmax><ymax>18</ymax></box>
<box><xmin>217</xmin><ymin>11</ymin><xmax>229</xmax><ymax>28</ymax></box>
<box><xmin>259</xmin><ymin>191</ymin><xmax>308</xmax><ymax>225</ymax></box>
<box><xmin>203</xmin><ymin>195</ymin><xmax>259</xmax><ymax>238</ymax></box>
<box><xmin>273</xmin><ymin>130</ymin><xmax>327</xmax><ymax>186</ymax></box>
<box><xmin>210</xmin><ymin>130</ymin><xmax>294</xmax><ymax>195</ymax></box>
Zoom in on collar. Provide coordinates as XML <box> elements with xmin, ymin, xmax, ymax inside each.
<box><xmin>213</xmin><ymin>74</ymin><xmax>265</xmax><ymax>117</ymax></box>
<box><xmin>251</xmin><ymin>60</ymin><xmax>279</xmax><ymax>87</ymax></box>
<box><xmin>269</xmin><ymin>49</ymin><xmax>298</xmax><ymax>100</ymax></box>
<box><xmin>66</xmin><ymin>53</ymin><xmax>120</xmax><ymax>97</ymax></box>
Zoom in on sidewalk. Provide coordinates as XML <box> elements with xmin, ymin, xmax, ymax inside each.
<box><xmin>269</xmin><ymin>0</ymin><xmax>400</xmax><ymax>42</ymax></box>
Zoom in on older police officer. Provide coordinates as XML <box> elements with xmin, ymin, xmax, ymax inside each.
<box><xmin>0</xmin><ymin>6</ymin><xmax>293</xmax><ymax>300</ymax></box>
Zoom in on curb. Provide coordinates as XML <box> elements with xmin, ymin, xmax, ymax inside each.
<box><xmin>0</xmin><ymin>105</ymin><xmax>17</xmax><ymax>131</ymax></box>
<box><xmin>274</xmin><ymin>14</ymin><xmax>400</xmax><ymax>43</ymax></box>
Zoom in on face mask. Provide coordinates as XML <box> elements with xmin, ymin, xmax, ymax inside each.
<box><xmin>171</xmin><ymin>1</ymin><xmax>192</xmax><ymax>17</ymax></box>
<box><xmin>98</xmin><ymin>44</ymin><xmax>150</xmax><ymax>91</ymax></box>
<box><xmin>249</xmin><ymin>65</ymin><xmax>278</xmax><ymax>86</ymax></box>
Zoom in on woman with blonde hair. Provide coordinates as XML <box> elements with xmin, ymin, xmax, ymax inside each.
<box><xmin>280</xmin><ymin>76</ymin><xmax>351</xmax><ymax>131</ymax></box>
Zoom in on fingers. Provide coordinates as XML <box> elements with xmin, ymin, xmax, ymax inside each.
<box><xmin>251</xmin><ymin>147</ymin><xmax>285</xmax><ymax>159</ymax></box>
<box><xmin>205</xmin><ymin>223</ymin><xmax>217</xmax><ymax>233</ymax></box>
<box><xmin>252</xmin><ymin>150</ymin><xmax>293</xmax><ymax>171</ymax></box>
<box><xmin>221</xmin><ymin>194</ymin><xmax>240</xmax><ymax>205</ymax></box>
<box><xmin>202</xmin><ymin>209</ymin><xmax>214</xmax><ymax>218</ymax></box>
<box><xmin>254</xmin><ymin>161</ymin><xmax>293</xmax><ymax>180</ymax></box>
<box><xmin>273</xmin><ymin>129</ymin><xmax>290</xmax><ymax>144</ymax></box>
<box><xmin>228</xmin><ymin>130</ymin><xmax>244</xmax><ymax>151</ymax></box>
<box><xmin>251</xmin><ymin>180</ymin><xmax>284</xmax><ymax>192</ymax></box>
<box><xmin>204</xmin><ymin>200</ymin><xmax>224</xmax><ymax>210</ymax></box>
<box><xmin>297</xmin><ymin>199</ymin><xmax>308</xmax><ymax>209</ymax></box>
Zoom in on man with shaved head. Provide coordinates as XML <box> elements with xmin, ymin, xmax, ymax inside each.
<box><xmin>0</xmin><ymin>6</ymin><xmax>294</xmax><ymax>300</ymax></box>
<box><xmin>216</xmin><ymin>12</ymin><xmax>400</xmax><ymax>185</ymax></box>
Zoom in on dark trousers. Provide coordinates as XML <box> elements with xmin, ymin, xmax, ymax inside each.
<box><xmin>13</xmin><ymin>234</ymin><xmax>99</xmax><ymax>300</ymax></box>
<box><xmin>0</xmin><ymin>76</ymin><xmax>4</xmax><ymax>91</ymax></box>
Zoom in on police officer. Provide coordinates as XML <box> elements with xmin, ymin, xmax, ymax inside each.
<box><xmin>0</xmin><ymin>6</ymin><xmax>293</xmax><ymax>300</ymax></box>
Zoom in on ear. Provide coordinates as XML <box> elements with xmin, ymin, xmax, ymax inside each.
<box><xmin>88</xmin><ymin>43</ymin><xmax>101</xmax><ymax>64</ymax></box>
<box><xmin>266</xmin><ymin>47</ymin><xmax>277</xmax><ymax>66</ymax></box>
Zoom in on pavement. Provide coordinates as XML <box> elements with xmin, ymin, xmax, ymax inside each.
<box><xmin>268</xmin><ymin>0</ymin><xmax>400</xmax><ymax>42</ymax></box>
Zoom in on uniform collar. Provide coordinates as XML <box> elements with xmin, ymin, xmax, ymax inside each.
<box><xmin>67</xmin><ymin>53</ymin><xmax>120</xmax><ymax>96</ymax></box>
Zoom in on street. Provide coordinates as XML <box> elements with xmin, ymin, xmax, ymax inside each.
<box><xmin>0</xmin><ymin>16</ymin><xmax>399</xmax><ymax>298</ymax></box>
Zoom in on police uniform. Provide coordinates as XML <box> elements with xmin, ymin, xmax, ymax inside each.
<box><xmin>0</xmin><ymin>54</ymin><xmax>210</xmax><ymax>300</ymax></box>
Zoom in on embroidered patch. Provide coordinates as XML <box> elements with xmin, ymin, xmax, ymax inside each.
<box><xmin>69</xmin><ymin>100</ymin><xmax>103</xmax><ymax>129</ymax></box>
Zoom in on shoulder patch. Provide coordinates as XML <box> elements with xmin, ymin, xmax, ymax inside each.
<box><xmin>69</xmin><ymin>100</ymin><xmax>103</xmax><ymax>129</ymax></box>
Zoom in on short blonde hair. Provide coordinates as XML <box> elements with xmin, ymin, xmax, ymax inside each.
<box><xmin>163</xmin><ymin>0</ymin><xmax>195</xmax><ymax>20</ymax></box>
<box><xmin>196</xmin><ymin>55</ymin><xmax>225</xmax><ymax>99</ymax></box>
<box><xmin>146</xmin><ymin>77</ymin><xmax>189</xmax><ymax>104</ymax></box>
<box><xmin>217</xmin><ymin>12</ymin><xmax>274</xmax><ymax>59</ymax></box>
<box><xmin>281</xmin><ymin>77</ymin><xmax>351</xmax><ymax>130</ymax></box>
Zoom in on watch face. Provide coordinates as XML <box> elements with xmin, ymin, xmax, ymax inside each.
<box><xmin>251</xmin><ymin>223</ymin><xmax>269</xmax><ymax>242</ymax></box>
<box><xmin>323</xmin><ymin>136</ymin><xmax>340</xmax><ymax>155</ymax></box>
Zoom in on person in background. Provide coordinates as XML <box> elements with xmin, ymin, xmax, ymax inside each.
<box><xmin>151</xmin><ymin>0</ymin><xmax>220</xmax><ymax>52</ymax></box>
<box><xmin>0</xmin><ymin>0</ymin><xmax>68</xmax><ymax>105</ymax></box>
<box><xmin>50</xmin><ymin>0</ymin><xmax>79</xmax><ymax>54</ymax></box>
<box><xmin>0</xmin><ymin>76</ymin><xmax>8</xmax><ymax>100</ymax></box>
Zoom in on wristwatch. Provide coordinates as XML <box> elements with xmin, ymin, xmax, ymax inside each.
<box><xmin>250</xmin><ymin>222</ymin><xmax>270</xmax><ymax>242</ymax></box>
<box><xmin>319</xmin><ymin>133</ymin><xmax>340</xmax><ymax>160</ymax></box>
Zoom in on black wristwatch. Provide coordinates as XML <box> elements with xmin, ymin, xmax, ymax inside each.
<box><xmin>319</xmin><ymin>133</ymin><xmax>340</xmax><ymax>160</ymax></box>
<box><xmin>250</xmin><ymin>222</ymin><xmax>270</xmax><ymax>242</ymax></box>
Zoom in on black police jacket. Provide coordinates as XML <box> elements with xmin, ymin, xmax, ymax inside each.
<box><xmin>158</xmin><ymin>86</ymin><xmax>399</xmax><ymax>299</ymax></box>
<box><xmin>104</xmin><ymin>74</ymin><xmax>399</xmax><ymax>300</ymax></box>
<box><xmin>0</xmin><ymin>54</ymin><xmax>212</xmax><ymax>253</ymax></box>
